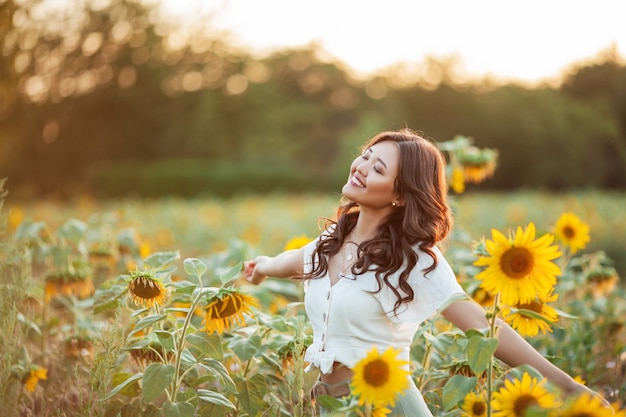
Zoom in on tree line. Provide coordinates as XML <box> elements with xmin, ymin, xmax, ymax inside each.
<box><xmin>2</xmin><ymin>0</ymin><xmax>626</xmax><ymax>198</ymax></box>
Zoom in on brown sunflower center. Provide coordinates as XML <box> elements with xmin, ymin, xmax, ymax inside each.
<box><xmin>500</xmin><ymin>247</ymin><xmax>534</xmax><ymax>279</ymax></box>
<box><xmin>513</xmin><ymin>394</ymin><xmax>539</xmax><ymax>416</ymax></box>
<box><xmin>363</xmin><ymin>359</ymin><xmax>390</xmax><ymax>387</ymax></box>
<box><xmin>569</xmin><ymin>413</ymin><xmax>594</xmax><ymax>417</ymax></box>
<box><xmin>208</xmin><ymin>294</ymin><xmax>243</xmax><ymax>319</ymax></box>
<box><xmin>516</xmin><ymin>300</ymin><xmax>542</xmax><ymax>313</ymax></box>
<box><xmin>129</xmin><ymin>277</ymin><xmax>162</xmax><ymax>299</ymax></box>
<box><xmin>472</xmin><ymin>401</ymin><xmax>487</xmax><ymax>416</ymax></box>
<box><xmin>562</xmin><ymin>226</ymin><xmax>575</xmax><ymax>239</ymax></box>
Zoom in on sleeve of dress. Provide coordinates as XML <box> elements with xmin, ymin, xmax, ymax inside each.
<box><xmin>301</xmin><ymin>237</ymin><xmax>319</xmax><ymax>276</ymax></box>
<box><xmin>378</xmin><ymin>245</ymin><xmax>466</xmax><ymax>325</ymax></box>
<box><xmin>301</xmin><ymin>229</ymin><xmax>330</xmax><ymax>292</ymax></box>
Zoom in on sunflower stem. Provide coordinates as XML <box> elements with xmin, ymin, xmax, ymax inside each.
<box><xmin>486</xmin><ymin>292</ymin><xmax>501</xmax><ymax>417</ymax></box>
<box><xmin>169</xmin><ymin>289</ymin><xmax>203</xmax><ymax>400</ymax></box>
<box><xmin>417</xmin><ymin>342</ymin><xmax>432</xmax><ymax>390</ymax></box>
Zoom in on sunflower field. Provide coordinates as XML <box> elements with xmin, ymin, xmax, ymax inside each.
<box><xmin>1</xmin><ymin>138</ymin><xmax>626</xmax><ymax>416</ymax></box>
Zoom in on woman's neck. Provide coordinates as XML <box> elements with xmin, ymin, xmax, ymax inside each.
<box><xmin>349</xmin><ymin>211</ymin><xmax>386</xmax><ymax>243</ymax></box>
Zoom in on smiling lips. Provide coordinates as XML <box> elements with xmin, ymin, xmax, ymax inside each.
<box><xmin>349</xmin><ymin>175</ymin><xmax>365</xmax><ymax>188</ymax></box>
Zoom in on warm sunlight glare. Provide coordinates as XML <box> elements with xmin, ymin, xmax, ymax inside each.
<box><xmin>157</xmin><ymin>0</ymin><xmax>626</xmax><ymax>85</ymax></box>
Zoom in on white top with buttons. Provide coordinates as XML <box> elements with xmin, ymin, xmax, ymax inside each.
<box><xmin>302</xmin><ymin>233</ymin><xmax>465</xmax><ymax>375</ymax></box>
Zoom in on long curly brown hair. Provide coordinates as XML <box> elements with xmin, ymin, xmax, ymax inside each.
<box><xmin>303</xmin><ymin>129</ymin><xmax>453</xmax><ymax>314</ymax></box>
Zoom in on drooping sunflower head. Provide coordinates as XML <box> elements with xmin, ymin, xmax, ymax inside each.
<box><xmin>44</xmin><ymin>258</ymin><xmax>95</xmax><ymax>302</ymax></box>
<box><xmin>462</xmin><ymin>161</ymin><xmax>497</xmax><ymax>184</ymax></box>
<box><xmin>128</xmin><ymin>269</ymin><xmax>168</xmax><ymax>308</ymax></box>
<box><xmin>553</xmin><ymin>212</ymin><xmax>590</xmax><ymax>255</ymax></box>
<box><xmin>501</xmin><ymin>291</ymin><xmax>559</xmax><ymax>337</ymax></box>
<box><xmin>461</xmin><ymin>391</ymin><xmax>488</xmax><ymax>417</ymax></box>
<box><xmin>202</xmin><ymin>287</ymin><xmax>258</xmax><ymax>334</ymax></box>
<box><xmin>277</xmin><ymin>335</ymin><xmax>313</xmax><ymax>372</ymax></box>
<box><xmin>586</xmin><ymin>268</ymin><xmax>620</xmax><ymax>299</ymax></box>
<box><xmin>444</xmin><ymin>359</ymin><xmax>487</xmax><ymax>379</ymax></box>
<box><xmin>458</xmin><ymin>144</ymin><xmax>498</xmax><ymax>185</ymax></box>
<box><xmin>128</xmin><ymin>341</ymin><xmax>174</xmax><ymax>367</ymax></box>
<box><xmin>350</xmin><ymin>346</ymin><xmax>410</xmax><ymax>408</ymax></box>
<box><xmin>474</xmin><ymin>223</ymin><xmax>561</xmax><ymax>305</ymax></box>
<box><xmin>559</xmin><ymin>392</ymin><xmax>616</xmax><ymax>417</ymax></box>
<box><xmin>492</xmin><ymin>372</ymin><xmax>561</xmax><ymax>417</ymax></box>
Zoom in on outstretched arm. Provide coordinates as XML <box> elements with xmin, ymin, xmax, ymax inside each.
<box><xmin>243</xmin><ymin>248</ymin><xmax>305</xmax><ymax>285</ymax></box>
<box><xmin>440</xmin><ymin>299</ymin><xmax>605</xmax><ymax>401</ymax></box>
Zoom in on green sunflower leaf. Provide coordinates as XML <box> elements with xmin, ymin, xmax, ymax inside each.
<box><xmin>442</xmin><ymin>374</ymin><xmax>477</xmax><ymax>411</ymax></box>
<box><xmin>184</xmin><ymin>257</ymin><xmax>208</xmax><ymax>279</ymax></box>
<box><xmin>143</xmin><ymin>251</ymin><xmax>180</xmax><ymax>269</ymax></box>
<box><xmin>197</xmin><ymin>389</ymin><xmax>236</xmax><ymax>409</ymax></box>
<box><xmin>234</xmin><ymin>374</ymin><xmax>267</xmax><ymax>416</ymax></box>
<box><xmin>219</xmin><ymin>262</ymin><xmax>243</xmax><ymax>286</ymax></box>
<box><xmin>162</xmin><ymin>400</ymin><xmax>195</xmax><ymax>417</ymax></box>
<box><xmin>467</xmin><ymin>335</ymin><xmax>498</xmax><ymax>375</ymax></box>
<box><xmin>143</xmin><ymin>363</ymin><xmax>175</xmax><ymax>403</ymax></box>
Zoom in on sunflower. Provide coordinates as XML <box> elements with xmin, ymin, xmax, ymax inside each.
<box><xmin>471</xmin><ymin>287</ymin><xmax>496</xmax><ymax>308</ymax></box>
<box><xmin>202</xmin><ymin>287</ymin><xmax>258</xmax><ymax>334</ymax></box>
<box><xmin>553</xmin><ymin>212</ymin><xmax>590</xmax><ymax>255</ymax></box>
<box><xmin>501</xmin><ymin>291</ymin><xmax>559</xmax><ymax>337</ymax></box>
<box><xmin>463</xmin><ymin>160</ymin><xmax>497</xmax><ymax>184</ymax></box>
<box><xmin>128</xmin><ymin>342</ymin><xmax>174</xmax><ymax>367</ymax></box>
<box><xmin>128</xmin><ymin>269</ymin><xmax>168</xmax><ymax>308</ymax></box>
<box><xmin>371</xmin><ymin>404</ymin><xmax>392</xmax><ymax>417</ymax></box>
<box><xmin>461</xmin><ymin>391</ymin><xmax>488</xmax><ymax>417</ymax></box>
<box><xmin>350</xmin><ymin>346</ymin><xmax>410</xmax><ymax>408</ymax></box>
<box><xmin>64</xmin><ymin>335</ymin><xmax>94</xmax><ymax>358</ymax></box>
<box><xmin>492</xmin><ymin>372</ymin><xmax>560</xmax><ymax>417</ymax></box>
<box><xmin>45</xmin><ymin>268</ymin><xmax>95</xmax><ymax>302</ymax></box>
<box><xmin>283</xmin><ymin>235</ymin><xmax>312</xmax><ymax>251</ymax></box>
<box><xmin>444</xmin><ymin>359</ymin><xmax>487</xmax><ymax>379</ymax></box>
<box><xmin>450</xmin><ymin>166</ymin><xmax>465</xmax><ymax>194</ymax></box>
<box><xmin>586</xmin><ymin>268</ymin><xmax>620</xmax><ymax>299</ymax></box>
<box><xmin>458</xmin><ymin>144</ymin><xmax>498</xmax><ymax>184</ymax></box>
<box><xmin>474</xmin><ymin>223</ymin><xmax>561</xmax><ymax>305</ymax></box>
<box><xmin>23</xmin><ymin>366</ymin><xmax>47</xmax><ymax>393</ymax></box>
<box><xmin>558</xmin><ymin>392</ymin><xmax>615</xmax><ymax>417</ymax></box>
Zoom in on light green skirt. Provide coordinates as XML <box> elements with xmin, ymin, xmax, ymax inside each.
<box><xmin>318</xmin><ymin>377</ymin><xmax>433</xmax><ymax>417</ymax></box>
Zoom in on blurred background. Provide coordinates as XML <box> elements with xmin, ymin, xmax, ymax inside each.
<box><xmin>1</xmin><ymin>0</ymin><xmax>625</xmax><ymax>275</ymax></box>
<box><xmin>2</xmin><ymin>0</ymin><xmax>626</xmax><ymax>198</ymax></box>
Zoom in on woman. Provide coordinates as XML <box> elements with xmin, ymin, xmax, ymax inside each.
<box><xmin>244</xmin><ymin>129</ymin><xmax>604</xmax><ymax>416</ymax></box>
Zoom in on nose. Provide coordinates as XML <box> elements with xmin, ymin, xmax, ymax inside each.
<box><xmin>356</xmin><ymin>160</ymin><xmax>369</xmax><ymax>176</ymax></box>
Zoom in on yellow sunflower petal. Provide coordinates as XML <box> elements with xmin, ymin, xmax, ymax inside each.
<box><xmin>474</xmin><ymin>223</ymin><xmax>561</xmax><ymax>305</ymax></box>
<box><xmin>350</xmin><ymin>346</ymin><xmax>410</xmax><ymax>408</ymax></box>
<box><xmin>560</xmin><ymin>392</ymin><xmax>615</xmax><ymax>417</ymax></box>
<box><xmin>492</xmin><ymin>372</ymin><xmax>561</xmax><ymax>417</ymax></box>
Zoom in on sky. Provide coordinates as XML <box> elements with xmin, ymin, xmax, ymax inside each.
<box><xmin>157</xmin><ymin>0</ymin><xmax>626</xmax><ymax>85</ymax></box>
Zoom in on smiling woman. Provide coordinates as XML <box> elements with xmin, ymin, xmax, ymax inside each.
<box><xmin>243</xmin><ymin>128</ymin><xmax>609</xmax><ymax>416</ymax></box>
<box><xmin>158</xmin><ymin>0</ymin><xmax>626</xmax><ymax>85</ymax></box>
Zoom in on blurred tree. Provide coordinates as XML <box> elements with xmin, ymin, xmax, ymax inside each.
<box><xmin>561</xmin><ymin>46</ymin><xmax>626</xmax><ymax>186</ymax></box>
<box><xmin>1</xmin><ymin>0</ymin><xmax>625</xmax><ymax>197</ymax></box>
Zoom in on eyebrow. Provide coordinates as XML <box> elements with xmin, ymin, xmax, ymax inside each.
<box><xmin>365</xmin><ymin>148</ymin><xmax>388</xmax><ymax>170</ymax></box>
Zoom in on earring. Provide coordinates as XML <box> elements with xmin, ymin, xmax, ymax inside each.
<box><xmin>392</xmin><ymin>201</ymin><xmax>397</xmax><ymax>207</ymax></box>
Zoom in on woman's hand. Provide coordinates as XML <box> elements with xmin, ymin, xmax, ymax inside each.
<box><xmin>564</xmin><ymin>381</ymin><xmax>613</xmax><ymax>410</ymax></box>
<box><xmin>243</xmin><ymin>249</ymin><xmax>305</xmax><ymax>284</ymax></box>
<box><xmin>244</xmin><ymin>256</ymin><xmax>271</xmax><ymax>285</ymax></box>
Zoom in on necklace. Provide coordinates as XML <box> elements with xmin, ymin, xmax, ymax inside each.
<box><xmin>338</xmin><ymin>241</ymin><xmax>358</xmax><ymax>280</ymax></box>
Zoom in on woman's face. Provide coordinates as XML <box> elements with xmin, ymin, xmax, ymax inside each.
<box><xmin>342</xmin><ymin>140</ymin><xmax>401</xmax><ymax>210</ymax></box>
